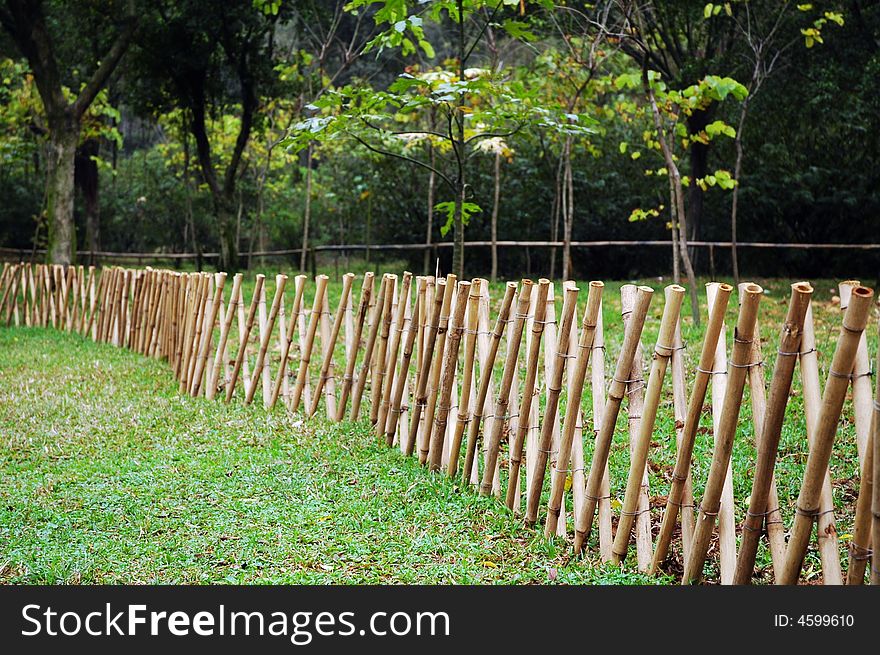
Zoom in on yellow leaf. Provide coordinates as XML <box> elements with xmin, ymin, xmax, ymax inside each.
<box><xmin>481</xmin><ymin>560</ymin><xmax>498</xmax><ymax>568</ymax></box>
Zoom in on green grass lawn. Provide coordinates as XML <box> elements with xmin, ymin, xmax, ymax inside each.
<box><xmin>0</xmin><ymin>273</ymin><xmax>873</xmax><ymax>584</ymax></box>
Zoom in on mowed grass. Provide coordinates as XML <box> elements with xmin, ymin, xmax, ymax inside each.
<box><xmin>0</xmin><ymin>271</ymin><xmax>875</xmax><ymax>584</ymax></box>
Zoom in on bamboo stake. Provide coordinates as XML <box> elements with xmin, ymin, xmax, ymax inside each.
<box><xmin>368</xmin><ymin>275</ymin><xmax>397</xmax><ymax>425</ymax></box>
<box><xmin>612</xmin><ymin>285</ymin><xmax>685</xmax><ymax>565</ymax></box>
<box><xmin>525</xmin><ymin>285</ymin><xmax>578</xmax><ymax>525</ymax></box>
<box><xmin>650</xmin><ymin>283</ymin><xmax>732</xmax><ymax>573</ymax></box>
<box><xmin>352</xmin><ymin>275</ymin><xmax>389</xmax><ymax>421</ymax></box>
<box><xmin>480</xmin><ymin>281</ymin><xmax>533</xmax><ymax>496</ymax></box>
<box><xmin>779</xmin><ymin>285</ymin><xmax>873</xmax><ymax>584</ymax></box>
<box><xmin>191</xmin><ymin>273</ymin><xmax>227</xmax><ymax>396</ymax></box>
<box><xmin>872</xmin><ymin>338</ymin><xmax>880</xmax><ymax>585</ymax></box>
<box><xmin>447</xmin><ymin>279</ymin><xmax>482</xmax><ymax>476</ymax></box>
<box><xmin>840</xmin><ymin>281</ymin><xmax>873</xmax><ymax>464</ymax></box>
<box><xmin>225</xmin><ymin>274</ymin><xmax>266</xmax><ymax>403</ymax></box>
<box><xmin>683</xmin><ymin>283</ymin><xmax>762</xmax><ymax>584</ymax></box>
<box><xmin>573</xmin><ymin>286</ymin><xmax>653</xmax><ymax>554</ymax></box>
<box><xmin>290</xmin><ymin>275</ymin><xmax>329</xmax><ymax>413</ymax></box>
<box><xmin>338</xmin><ymin>273</ymin><xmax>375</xmax><ymax>420</ymax></box>
<box><xmin>797</xmin><ymin>294</ymin><xmax>844</xmax><ymax>584</ymax></box>
<box><xmin>243</xmin><ymin>275</ymin><xmax>288</xmax><ymax>406</ymax></box>
<box><xmin>420</xmin><ymin>275</ymin><xmax>456</xmax><ymax>464</ymax></box>
<box><xmin>318</xmin><ymin>285</ymin><xmax>338</xmax><ymax>419</ymax></box>
<box><xmin>462</xmin><ymin>282</ymin><xmax>516</xmax><ymax>483</ymax></box>
<box><xmin>428</xmin><ymin>281</ymin><xmax>471</xmax><ymax>470</ymax></box>
<box><xmin>182</xmin><ymin>274</ymin><xmax>210</xmax><ymax>393</ymax></box>
<box><xmin>308</xmin><ymin>273</ymin><xmax>355</xmax><ymax>417</ymax></box>
<box><xmin>377</xmin><ymin>273</ymin><xmax>411</xmax><ymax>434</ymax></box>
<box><xmin>670</xmin><ymin>317</ymin><xmax>694</xmax><ymax>558</ymax></box>
<box><xmin>266</xmin><ymin>275</ymin><xmax>307</xmax><ymax>411</ymax></box>
<box><xmin>207</xmin><ymin>274</ymin><xmax>243</xmax><ymax>401</ymax></box>
<box><xmin>387</xmin><ymin>277</ymin><xmax>424</xmax><ymax>450</ymax></box>
<box><xmin>506</xmin><ymin>279</ymin><xmax>551</xmax><ymax>510</ymax></box>
<box><xmin>407</xmin><ymin>277</ymin><xmax>445</xmax><ymax>458</ymax></box>
<box><xmin>847</xmin><ymin>414</ymin><xmax>875</xmax><ymax>585</ymax></box>
<box><xmin>734</xmin><ymin>283</ymin><xmax>813</xmax><ymax>584</ymax></box>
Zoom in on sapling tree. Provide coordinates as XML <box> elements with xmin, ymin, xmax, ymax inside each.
<box><xmin>285</xmin><ymin>0</ymin><xmax>594</xmax><ymax>279</ymax></box>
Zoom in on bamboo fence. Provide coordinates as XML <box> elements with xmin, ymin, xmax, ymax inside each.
<box><xmin>2</xmin><ymin>262</ymin><xmax>878</xmax><ymax>586</ymax></box>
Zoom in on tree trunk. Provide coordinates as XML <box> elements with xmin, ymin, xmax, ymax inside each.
<box><xmin>218</xmin><ymin>199</ymin><xmax>239</xmax><ymax>273</ymax></box>
<box><xmin>686</xmin><ymin>108</ymin><xmax>711</xmax><ymax>269</ymax></box>
<box><xmin>76</xmin><ymin>138</ymin><xmax>100</xmax><ymax>264</ymax></box>
<box><xmin>549</xmin><ymin>152</ymin><xmax>563</xmax><ymax>279</ymax></box>
<box><xmin>561</xmin><ymin>137</ymin><xmax>574</xmax><ymax>280</ymax></box>
<box><xmin>424</xmin><ymin>144</ymin><xmax>435</xmax><ymax>275</ymax></box>
<box><xmin>452</xmin><ymin>183</ymin><xmax>465</xmax><ymax>280</ymax></box>
<box><xmin>300</xmin><ymin>143</ymin><xmax>313</xmax><ymax>273</ymax></box>
<box><xmin>731</xmin><ymin>98</ymin><xmax>749</xmax><ymax>286</ymax></box>
<box><xmin>46</xmin><ymin>117</ymin><xmax>79</xmax><ymax>265</ymax></box>
<box><xmin>490</xmin><ymin>150</ymin><xmax>501</xmax><ymax>282</ymax></box>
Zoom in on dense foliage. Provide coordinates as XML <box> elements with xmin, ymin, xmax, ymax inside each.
<box><xmin>1</xmin><ymin>0</ymin><xmax>877</xmax><ymax>279</ymax></box>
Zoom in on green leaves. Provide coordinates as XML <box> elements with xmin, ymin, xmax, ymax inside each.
<box><xmin>705</xmin><ymin>120</ymin><xmax>736</xmax><ymax>139</ymax></box>
<box><xmin>435</xmin><ymin>201</ymin><xmax>482</xmax><ymax>236</ymax></box>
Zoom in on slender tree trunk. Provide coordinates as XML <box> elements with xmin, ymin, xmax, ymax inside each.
<box><xmin>731</xmin><ymin>98</ymin><xmax>749</xmax><ymax>286</ymax></box>
<box><xmin>561</xmin><ymin>137</ymin><xmax>574</xmax><ymax>280</ymax></box>
<box><xmin>300</xmin><ymin>142</ymin><xmax>313</xmax><ymax>273</ymax></box>
<box><xmin>686</xmin><ymin>108</ymin><xmax>711</xmax><ymax>269</ymax></box>
<box><xmin>46</xmin><ymin>118</ymin><xmax>79</xmax><ymax>265</ymax></box>
<box><xmin>549</xmin><ymin>152</ymin><xmax>563</xmax><ymax>279</ymax></box>
<box><xmin>425</xmin><ymin>146</ymin><xmax>435</xmax><ymax>275</ymax></box>
<box><xmin>490</xmin><ymin>150</ymin><xmax>501</xmax><ymax>282</ymax></box>
<box><xmin>452</xmin><ymin>183</ymin><xmax>465</xmax><ymax>279</ymax></box>
<box><xmin>76</xmin><ymin>138</ymin><xmax>100</xmax><ymax>264</ymax></box>
<box><xmin>668</xmin><ymin>177</ymin><xmax>681</xmax><ymax>284</ymax></box>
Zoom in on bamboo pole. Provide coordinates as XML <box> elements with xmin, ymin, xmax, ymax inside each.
<box><xmin>407</xmin><ymin>277</ymin><xmax>445</xmax><ymax>458</ymax></box>
<box><xmin>872</xmin><ymin>338</ymin><xmax>880</xmax><ymax>586</ymax></box>
<box><xmin>428</xmin><ymin>281</ymin><xmax>471</xmax><ymax>470</ymax></box>
<box><xmin>779</xmin><ymin>284</ymin><xmax>873</xmax><ymax>584</ymax></box>
<box><xmin>524</xmin><ymin>285</ymin><xmax>578</xmax><ymax>525</ymax></box>
<box><xmin>798</xmin><ymin>294</ymin><xmax>843</xmax><ymax>584</ymax></box>
<box><xmin>847</xmin><ymin>415</ymin><xmax>875</xmax><ymax>585</ymax></box>
<box><xmin>480</xmin><ymin>281</ymin><xmax>533</xmax><ymax>496</ymax></box>
<box><xmin>352</xmin><ymin>275</ymin><xmax>390</xmax><ymax>422</ymax></box>
<box><xmin>573</xmin><ymin>286</ymin><xmax>653</xmax><ymax>554</ymax></box>
<box><xmin>182</xmin><ymin>273</ymin><xmax>210</xmax><ymax>393</ymax></box>
<box><xmin>447</xmin><ymin>279</ymin><xmax>482</xmax><ymax>476</ymax></box>
<box><xmin>734</xmin><ymin>283</ymin><xmax>813</xmax><ymax>584</ymax></box>
<box><xmin>225</xmin><ymin>274</ymin><xmax>266</xmax><ymax>403</ymax></box>
<box><xmin>369</xmin><ymin>274</ymin><xmax>397</xmax><ymax>426</ymax></box>
<box><xmin>387</xmin><ymin>277</ymin><xmax>424</xmax><ymax>450</ymax></box>
<box><xmin>289</xmin><ymin>275</ymin><xmax>329</xmax><ymax>413</ymax></box>
<box><xmin>207</xmin><ymin>274</ymin><xmax>243</xmax><ymax>401</ymax></box>
<box><xmin>650</xmin><ymin>283</ymin><xmax>732</xmax><ymax>573</ymax></box>
<box><xmin>670</xmin><ymin>317</ymin><xmax>694</xmax><ymax>557</ymax></box>
<box><xmin>741</xmin><ymin>300</ymin><xmax>787</xmax><ymax>576</ymax></box>
<box><xmin>266</xmin><ymin>275</ymin><xmax>307</xmax><ymax>411</ymax></box>
<box><xmin>462</xmin><ymin>282</ymin><xmax>516</xmax><ymax>483</ymax></box>
<box><xmin>338</xmin><ymin>273</ymin><xmax>375</xmax><ymax>420</ymax></box>
<box><xmin>420</xmin><ymin>275</ymin><xmax>456</xmax><ymax>464</ymax></box>
<box><xmin>840</xmin><ymin>281</ymin><xmax>873</xmax><ymax>464</ymax></box>
<box><xmin>506</xmin><ymin>279</ymin><xmax>551</xmax><ymax>510</ymax></box>
<box><xmin>612</xmin><ymin>285</ymin><xmax>685</xmax><ymax>565</ymax></box>
<box><xmin>377</xmin><ymin>273</ymin><xmax>412</xmax><ymax>435</ymax></box>
<box><xmin>244</xmin><ymin>275</ymin><xmax>288</xmax><ymax>406</ymax></box>
<box><xmin>308</xmin><ymin>273</ymin><xmax>355</xmax><ymax>417</ymax></box>
<box><xmin>683</xmin><ymin>283</ymin><xmax>762</xmax><ymax>584</ymax></box>
<box><xmin>191</xmin><ymin>272</ymin><xmax>227</xmax><ymax>397</ymax></box>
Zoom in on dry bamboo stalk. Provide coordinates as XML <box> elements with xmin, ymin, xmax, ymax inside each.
<box><xmin>338</xmin><ymin>273</ymin><xmax>375</xmax><ymax>419</ymax></box>
<box><xmin>133</xmin><ymin>271</ymin><xmax>151</xmax><ymax>352</ymax></box>
<box><xmin>387</xmin><ymin>277</ymin><xmax>425</xmax><ymax>450</ymax></box>
<box><xmin>191</xmin><ymin>273</ymin><xmax>227</xmax><ymax>396</ymax></box>
<box><xmin>447</xmin><ymin>279</ymin><xmax>482</xmax><ymax>476</ymax></box>
<box><xmin>352</xmin><ymin>275</ymin><xmax>389</xmax><ymax>421</ymax></box>
<box><xmin>612</xmin><ymin>285</ymin><xmax>685</xmax><ymax>566</ymax></box>
<box><xmin>266</xmin><ymin>275</ymin><xmax>307</xmax><ymax>410</ymax></box>
<box><xmin>308</xmin><ymin>273</ymin><xmax>355</xmax><ymax>417</ymax></box>
<box><xmin>734</xmin><ymin>283</ymin><xmax>813</xmax><ymax>584</ymax></box>
<box><xmin>650</xmin><ymin>283</ymin><xmax>732</xmax><ymax>573</ymax></box>
<box><xmin>480</xmin><ymin>280</ymin><xmax>533</xmax><ymax>496</ymax></box>
<box><xmin>21</xmin><ymin>265</ymin><xmax>31</xmax><ymax>327</ymax></box>
<box><xmin>842</xmin><ymin>280</ymin><xmax>876</xmax><ymax>584</ymax></box>
<box><xmin>317</xmin><ymin>287</ymin><xmax>337</xmax><ymax>418</ymax></box>
<box><xmin>225</xmin><ymin>274</ymin><xmax>266</xmax><ymax>403</ymax></box>
<box><xmin>60</xmin><ymin>265</ymin><xmax>74</xmax><ymax>331</ymax></box>
<box><xmin>147</xmin><ymin>272</ymin><xmax>167</xmax><ymax>357</ymax></box>
<box><xmin>506</xmin><ymin>279</ymin><xmax>551</xmax><ymax>510</ymax></box>
<box><xmin>407</xmin><ymin>277</ymin><xmax>445</xmax><ymax>458</ymax></box>
<box><xmin>840</xmin><ymin>281</ymin><xmax>873</xmax><ymax>464</ymax></box>
<box><xmin>619</xmin><ymin>285</ymin><xmax>651</xmax><ymax>568</ymax></box>
<box><xmin>742</xmin><ymin>304</ymin><xmax>787</xmax><ymax>575</ymax></box>
<box><xmin>462</xmin><ymin>282</ymin><xmax>516</xmax><ymax>483</ymax></box>
<box><xmin>173</xmin><ymin>274</ymin><xmax>194</xmax><ymax>379</ymax></box>
<box><xmin>207</xmin><ymin>274</ymin><xmax>243</xmax><ymax>401</ymax></box>
<box><xmin>683</xmin><ymin>283</ymin><xmax>763</xmax><ymax>584</ymax></box>
<box><xmin>427</xmin><ymin>281</ymin><xmax>471</xmax><ymax>471</ymax></box>
<box><xmin>368</xmin><ymin>274</ymin><xmax>396</xmax><ymax>426</ymax></box>
<box><xmin>545</xmin><ymin>284</ymin><xmax>568</xmax><ymax>535</ymax></box>
<box><xmin>796</xmin><ymin>296</ymin><xmax>843</xmax><ymax>584</ymax></box>
<box><xmin>183</xmin><ymin>274</ymin><xmax>210</xmax><ymax>393</ymax></box>
<box><xmin>419</xmin><ymin>276</ymin><xmax>456</xmax><ymax>464</ymax></box>
<box><xmin>779</xmin><ymin>285</ymin><xmax>873</xmax><ymax>584</ymax></box>
<box><xmin>243</xmin><ymin>275</ymin><xmax>288</xmax><ymax>406</ymax></box>
<box><xmin>573</xmin><ymin>286</ymin><xmax>653</xmax><ymax>555</ymax></box>
<box><xmin>524</xmin><ymin>285</ymin><xmax>578</xmax><ymax>525</ymax></box>
<box><xmin>97</xmin><ymin>268</ymin><xmax>114</xmax><ymax>341</ymax></box>
<box><xmin>290</xmin><ymin>275</ymin><xmax>329</xmax><ymax>413</ymax></box>
<box><xmin>377</xmin><ymin>273</ymin><xmax>412</xmax><ymax>434</ymax></box>
<box><xmin>670</xmin><ymin>318</ymin><xmax>694</xmax><ymax>557</ymax></box>
<box><xmin>3</xmin><ymin>264</ymin><xmax>19</xmax><ymax>325</ymax></box>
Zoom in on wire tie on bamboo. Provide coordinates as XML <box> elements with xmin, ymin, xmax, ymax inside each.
<box><xmin>847</xmin><ymin>544</ymin><xmax>872</xmax><ymax>560</ymax></box>
<box><xmin>695</xmin><ymin>366</ymin><xmax>727</xmax><ymax>375</ymax></box>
